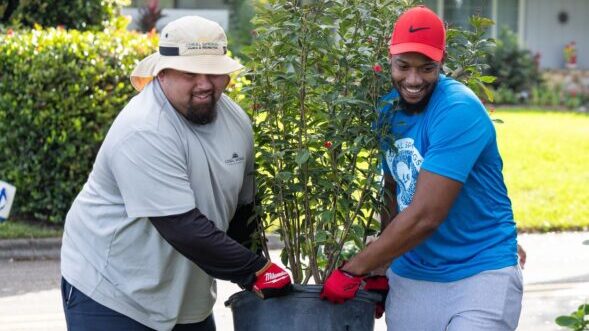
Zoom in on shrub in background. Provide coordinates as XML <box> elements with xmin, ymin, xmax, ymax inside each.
<box><xmin>3</xmin><ymin>0</ymin><xmax>128</xmax><ymax>31</ymax></box>
<box><xmin>227</xmin><ymin>0</ymin><xmax>259</xmax><ymax>58</ymax></box>
<box><xmin>0</xmin><ymin>19</ymin><xmax>157</xmax><ymax>223</ymax></box>
<box><xmin>486</xmin><ymin>27</ymin><xmax>542</xmax><ymax>97</ymax></box>
<box><xmin>137</xmin><ymin>0</ymin><xmax>165</xmax><ymax>33</ymax></box>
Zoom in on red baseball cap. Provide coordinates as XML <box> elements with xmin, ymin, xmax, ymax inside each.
<box><xmin>389</xmin><ymin>6</ymin><xmax>446</xmax><ymax>62</ymax></box>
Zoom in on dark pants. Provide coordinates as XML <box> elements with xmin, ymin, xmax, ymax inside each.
<box><xmin>61</xmin><ymin>278</ymin><xmax>216</xmax><ymax>331</ymax></box>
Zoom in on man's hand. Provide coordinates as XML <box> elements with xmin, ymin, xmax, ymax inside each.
<box><xmin>320</xmin><ymin>268</ymin><xmax>364</xmax><ymax>304</ymax></box>
<box><xmin>517</xmin><ymin>244</ymin><xmax>526</xmax><ymax>269</ymax></box>
<box><xmin>363</xmin><ymin>276</ymin><xmax>389</xmax><ymax>319</ymax></box>
<box><xmin>252</xmin><ymin>262</ymin><xmax>292</xmax><ymax>299</ymax></box>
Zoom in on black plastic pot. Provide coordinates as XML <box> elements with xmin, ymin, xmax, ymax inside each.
<box><xmin>225</xmin><ymin>284</ymin><xmax>381</xmax><ymax>331</ymax></box>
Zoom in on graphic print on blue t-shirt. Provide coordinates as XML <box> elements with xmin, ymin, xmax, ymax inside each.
<box><xmin>385</xmin><ymin>138</ymin><xmax>423</xmax><ymax>211</ymax></box>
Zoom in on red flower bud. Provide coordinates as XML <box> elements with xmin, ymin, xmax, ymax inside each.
<box><xmin>373</xmin><ymin>64</ymin><xmax>382</xmax><ymax>73</ymax></box>
<box><xmin>323</xmin><ymin>141</ymin><xmax>333</xmax><ymax>148</ymax></box>
<box><xmin>7</xmin><ymin>28</ymin><xmax>14</xmax><ymax>37</ymax></box>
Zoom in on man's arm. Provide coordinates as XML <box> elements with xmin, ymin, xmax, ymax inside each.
<box><xmin>380</xmin><ymin>174</ymin><xmax>398</xmax><ymax>232</ymax></box>
<box><xmin>150</xmin><ymin>207</ymin><xmax>268</xmax><ymax>289</ymax></box>
<box><xmin>342</xmin><ymin>169</ymin><xmax>462</xmax><ymax>276</ymax></box>
<box><xmin>226</xmin><ymin>202</ymin><xmax>262</xmax><ymax>254</ymax></box>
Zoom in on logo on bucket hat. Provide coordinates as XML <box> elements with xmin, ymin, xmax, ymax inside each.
<box><xmin>130</xmin><ymin>16</ymin><xmax>244</xmax><ymax>92</ymax></box>
<box><xmin>389</xmin><ymin>6</ymin><xmax>446</xmax><ymax>62</ymax></box>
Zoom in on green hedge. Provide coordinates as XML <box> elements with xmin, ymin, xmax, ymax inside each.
<box><xmin>4</xmin><ymin>0</ymin><xmax>127</xmax><ymax>31</ymax></box>
<box><xmin>0</xmin><ymin>20</ymin><xmax>157</xmax><ymax>223</ymax></box>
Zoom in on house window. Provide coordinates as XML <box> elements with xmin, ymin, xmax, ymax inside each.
<box><xmin>420</xmin><ymin>0</ymin><xmax>439</xmax><ymax>11</ymax></box>
<box><xmin>444</xmin><ymin>0</ymin><xmax>493</xmax><ymax>30</ymax></box>
<box><xmin>416</xmin><ymin>0</ymin><xmax>519</xmax><ymax>39</ymax></box>
<box><xmin>496</xmin><ymin>0</ymin><xmax>518</xmax><ymax>33</ymax></box>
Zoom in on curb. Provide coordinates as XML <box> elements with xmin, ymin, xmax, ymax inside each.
<box><xmin>0</xmin><ymin>234</ymin><xmax>285</xmax><ymax>261</ymax></box>
<box><xmin>0</xmin><ymin>237</ymin><xmax>61</xmax><ymax>260</ymax></box>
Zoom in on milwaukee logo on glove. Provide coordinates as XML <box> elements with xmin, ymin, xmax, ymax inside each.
<box><xmin>252</xmin><ymin>262</ymin><xmax>293</xmax><ymax>299</ymax></box>
<box><xmin>265</xmin><ymin>271</ymin><xmax>289</xmax><ymax>283</ymax></box>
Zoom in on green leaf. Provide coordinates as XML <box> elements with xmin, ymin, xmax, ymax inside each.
<box><xmin>576</xmin><ymin>304</ymin><xmax>589</xmax><ymax>317</ymax></box>
<box><xmin>555</xmin><ymin>316</ymin><xmax>579</xmax><ymax>327</ymax></box>
<box><xmin>276</xmin><ymin>171</ymin><xmax>293</xmax><ymax>182</ymax></box>
<box><xmin>477</xmin><ymin>81</ymin><xmax>495</xmax><ymax>103</ymax></box>
<box><xmin>320</xmin><ymin>211</ymin><xmax>334</xmax><ymax>223</ymax></box>
<box><xmin>315</xmin><ymin>230</ymin><xmax>328</xmax><ymax>244</ymax></box>
<box><xmin>295</xmin><ymin>149</ymin><xmax>310</xmax><ymax>165</ymax></box>
<box><xmin>280</xmin><ymin>249</ymin><xmax>289</xmax><ymax>268</ymax></box>
<box><xmin>479</xmin><ymin>75</ymin><xmax>497</xmax><ymax>83</ymax></box>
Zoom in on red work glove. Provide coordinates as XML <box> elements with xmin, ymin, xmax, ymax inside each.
<box><xmin>363</xmin><ymin>276</ymin><xmax>389</xmax><ymax>319</ymax></box>
<box><xmin>320</xmin><ymin>268</ymin><xmax>364</xmax><ymax>304</ymax></box>
<box><xmin>252</xmin><ymin>262</ymin><xmax>292</xmax><ymax>299</ymax></box>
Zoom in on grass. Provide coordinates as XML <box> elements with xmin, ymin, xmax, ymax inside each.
<box><xmin>0</xmin><ymin>219</ymin><xmax>63</xmax><ymax>239</ymax></box>
<box><xmin>494</xmin><ymin>108</ymin><xmax>589</xmax><ymax>232</ymax></box>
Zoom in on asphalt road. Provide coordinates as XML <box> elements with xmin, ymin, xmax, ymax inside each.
<box><xmin>0</xmin><ymin>259</ymin><xmax>60</xmax><ymax>297</ymax></box>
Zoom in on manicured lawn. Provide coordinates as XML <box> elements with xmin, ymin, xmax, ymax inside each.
<box><xmin>0</xmin><ymin>219</ymin><xmax>63</xmax><ymax>239</ymax></box>
<box><xmin>494</xmin><ymin>108</ymin><xmax>589</xmax><ymax>232</ymax></box>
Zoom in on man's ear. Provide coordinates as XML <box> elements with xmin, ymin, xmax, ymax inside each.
<box><xmin>440</xmin><ymin>52</ymin><xmax>447</xmax><ymax>65</ymax></box>
<box><xmin>156</xmin><ymin>70</ymin><xmax>166</xmax><ymax>82</ymax></box>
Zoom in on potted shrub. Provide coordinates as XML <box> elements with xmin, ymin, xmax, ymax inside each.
<box><xmin>226</xmin><ymin>0</ymin><xmax>497</xmax><ymax>329</ymax></box>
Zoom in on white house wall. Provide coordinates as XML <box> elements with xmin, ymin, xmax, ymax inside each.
<box><xmin>523</xmin><ymin>0</ymin><xmax>588</xmax><ymax>69</ymax></box>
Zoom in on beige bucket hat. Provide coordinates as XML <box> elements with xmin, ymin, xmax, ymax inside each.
<box><xmin>130</xmin><ymin>16</ymin><xmax>244</xmax><ymax>92</ymax></box>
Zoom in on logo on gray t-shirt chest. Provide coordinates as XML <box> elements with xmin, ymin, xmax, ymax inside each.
<box><xmin>225</xmin><ymin>152</ymin><xmax>245</xmax><ymax>165</ymax></box>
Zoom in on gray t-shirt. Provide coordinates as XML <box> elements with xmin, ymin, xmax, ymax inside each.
<box><xmin>61</xmin><ymin>80</ymin><xmax>254</xmax><ymax>331</ymax></box>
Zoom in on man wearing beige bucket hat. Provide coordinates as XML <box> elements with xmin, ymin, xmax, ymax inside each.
<box><xmin>60</xmin><ymin>16</ymin><xmax>291</xmax><ymax>331</ymax></box>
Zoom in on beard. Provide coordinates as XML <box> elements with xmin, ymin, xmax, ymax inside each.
<box><xmin>185</xmin><ymin>97</ymin><xmax>217</xmax><ymax>125</ymax></box>
<box><xmin>392</xmin><ymin>79</ymin><xmax>437</xmax><ymax>114</ymax></box>
<box><xmin>398</xmin><ymin>88</ymin><xmax>434</xmax><ymax>114</ymax></box>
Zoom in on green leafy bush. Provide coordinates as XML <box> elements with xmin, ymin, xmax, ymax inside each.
<box><xmin>246</xmin><ymin>0</ymin><xmax>496</xmax><ymax>284</ymax></box>
<box><xmin>227</xmin><ymin>0</ymin><xmax>258</xmax><ymax>58</ymax></box>
<box><xmin>486</xmin><ymin>27</ymin><xmax>542</xmax><ymax>95</ymax></box>
<box><xmin>556</xmin><ymin>304</ymin><xmax>589</xmax><ymax>331</ymax></box>
<box><xmin>0</xmin><ymin>20</ymin><xmax>157</xmax><ymax>223</ymax></box>
<box><xmin>445</xmin><ymin>16</ymin><xmax>497</xmax><ymax>103</ymax></box>
<box><xmin>4</xmin><ymin>0</ymin><xmax>128</xmax><ymax>31</ymax></box>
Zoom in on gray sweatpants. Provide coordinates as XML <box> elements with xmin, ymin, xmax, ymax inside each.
<box><xmin>385</xmin><ymin>266</ymin><xmax>523</xmax><ymax>331</ymax></box>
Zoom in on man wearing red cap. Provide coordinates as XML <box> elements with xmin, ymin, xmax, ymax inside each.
<box><xmin>321</xmin><ymin>6</ymin><xmax>523</xmax><ymax>330</ymax></box>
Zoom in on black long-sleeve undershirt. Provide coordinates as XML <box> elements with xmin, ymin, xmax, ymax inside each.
<box><xmin>149</xmin><ymin>206</ymin><xmax>267</xmax><ymax>289</ymax></box>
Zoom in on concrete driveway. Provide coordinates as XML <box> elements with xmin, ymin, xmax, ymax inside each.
<box><xmin>1</xmin><ymin>231</ymin><xmax>588</xmax><ymax>331</ymax></box>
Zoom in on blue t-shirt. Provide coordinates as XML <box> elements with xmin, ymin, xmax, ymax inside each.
<box><xmin>378</xmin><ymin>75</ymin><xmax>518</xmax><ymax>282</ymax></box>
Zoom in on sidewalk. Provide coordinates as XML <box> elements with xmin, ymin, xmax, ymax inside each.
<box><xmin>1</xmin><ymin>231</ymin><xmax>588</xmax><ymax>330</ymax></box>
